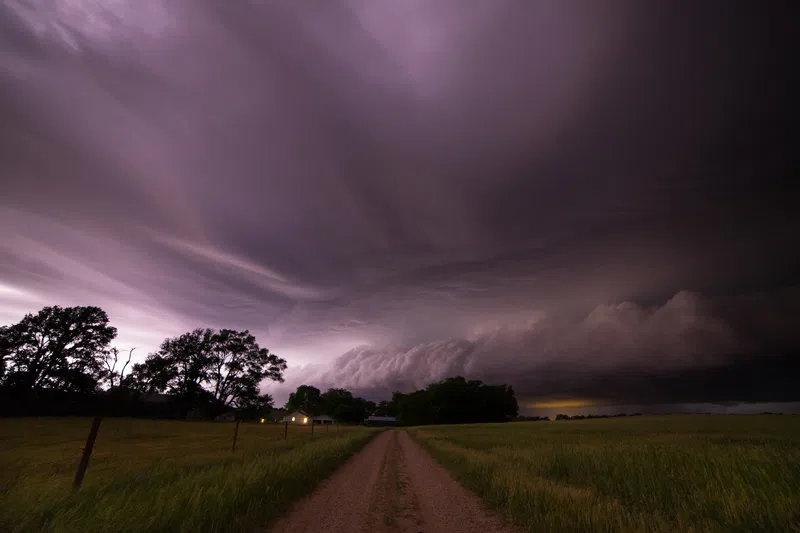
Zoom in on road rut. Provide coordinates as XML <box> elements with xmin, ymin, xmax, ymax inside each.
<box><xmin>267</xmin><ymin>430</ymin><xmax>518</xmax><ymax>533</ymax></box>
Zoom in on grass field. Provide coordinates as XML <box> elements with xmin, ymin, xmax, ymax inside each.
<box><xmin>411</xmin><ymin>415</ymin><xmax>800</xmax><ymax>533</ymax></box>
<box><xmin>0</xmin><ymin>417</ymin><xmax>377</xmax><ymax>533</ymax></box>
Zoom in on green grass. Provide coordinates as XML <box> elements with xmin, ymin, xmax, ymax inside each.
<box><xmin>0</xmin><ymin>417</ymin><xmax>377</xmax><ymax>533</ymax></box>
<box><xmin>410</xmin><ymin>415</ymin><xmax>800</xmax><ymax>533</ymax></box>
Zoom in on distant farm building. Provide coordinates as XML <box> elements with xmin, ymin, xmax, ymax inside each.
<box><xmin>283</xmin><ymin>411</ymin><xmax>311</xmax><ymax>424</ymax></box>
<box><xmin>364</xmin><ymin>416</ymin><xmax>397</xmax><ymax>427</ymax></box>
<box><xmin>311</xmin><ymin>414</ymin><xmax>336</xmax><ymax>425</ymax></box>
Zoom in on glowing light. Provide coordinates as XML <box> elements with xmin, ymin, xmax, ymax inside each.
<box><xmin>303</xmin><ymin>417</ymin><xmax>308</xmax><ymax>424</ymax></box>
<box><xmin>530</xmin><ymin>399</ymin><xmax>596</xmax><ymax>409</ymax></box>
<box><xmin>291</xmin><ymin>416</ymin><xmax>295</xmax><ymax>422</ymax></box>
<box><xmin>260</xmin><ymin>418</ymin><xmax>265</xmax><ymax>424</ymax></box>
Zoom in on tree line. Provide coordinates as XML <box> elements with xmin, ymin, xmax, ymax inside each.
<box><xmin>281</xmin><ymin>376</ymin><xmax>518</xmax><ymax>426</ymax></box>
<box><xmin>1</xmin><ymin>305</ymin><xmax>518</xmax><ymax>424</ymax></box>
<box><xmin>0</xmin><ymin>305</ymin><xmax>285</xmax><ymax>419</ymax></box>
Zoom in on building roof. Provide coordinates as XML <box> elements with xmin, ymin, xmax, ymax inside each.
<box><xmin>366</xmin><ymin>416</ymin><xmax>396</xmax><ymax>422</ymax></box>
<box><xmin>311</xmin><ymin>414</ymin><xmax>336</xmax><ymax>421</ymax></box>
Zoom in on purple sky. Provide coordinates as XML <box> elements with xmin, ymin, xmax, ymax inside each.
<box><xmin>1</xmin><ymin>1</ymin><xmax>797</xmax><ymax>408</ymax></box>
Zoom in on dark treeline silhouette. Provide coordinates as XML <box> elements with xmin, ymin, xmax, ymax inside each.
<box><xmin>282</xmin><ymin>384</ymin><xmax>377</xmax><ymax>424</ymax></box>
<box><xmin>394</xmin><ymin>376</ymin><xmax>518</xmax><ymax>425</ymax></box>
<box><xmin>554</xmin><ymin>413</ymin><xmax>643</xmax><ymax>420</ymax></box>
<box><xmin>0</xmin><ymin>305</ymin><xmax>285</xmax><ymax>420</ymax></box>
<box><xmin>283</xmin><ymin>377</ymin><xmax>518</xmax><ymax>426</ymax></box>
<box><xmin>2</xmin><ymin>305</ymin><xmax>518</xmax><ymax>425</ymax></box>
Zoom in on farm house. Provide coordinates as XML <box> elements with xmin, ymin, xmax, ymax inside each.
<box><xmin>283</xmin><ymin>411</ymin><xmax>310</xmax><ymax>424</ymax></box>
<box><xmin>311</xmin><ymin>414</ymin><xmax>336</xmax><ymax>425</ymax></box>
<box><xmin>364</xmin><ymin>416</ymin><xmax>397</xmax><ymax>427</ymax></box>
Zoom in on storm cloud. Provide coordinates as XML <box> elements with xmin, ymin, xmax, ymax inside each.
<box><xmin>1</xmin><ymin>1</ymin><xmax>797</xmax><ymax>406</ymax></box>
<box><xmin>281</xmin><ymin>287</ymin><xmax>800</xmax><ymax>405</ymax></box>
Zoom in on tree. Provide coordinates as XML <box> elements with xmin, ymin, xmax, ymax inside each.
<box><xmin>239</xmin><ymin>392</ymin><xmax>274</xmax><ymax>420</ymax></box>
<box><xmin>284</xmin><ymin>385</ymin><xmax>322</xmax><ymax>415</ymax></box>
<box><xmin>374</xmin><ymin>392</ymin><xmax>404</xmax><ymax>417</ymax></box>
<box><xmin>127</xmin><ymin>329</ymin><xmax>214</xmax><ymax>404</ymax></box>
<box><xmin>316</xmin><ymin>388</ymin><xmax>375</xmax><ymax>423</ymax></box>
<box><xmin>207</xmin><ymin>329</ymin><xmax>287</xmax><ymax>408</ymax></box>
<box><xmin>126</xmin><ymin>328</ymin><xmax>286</xmax><ymax>417</ymax></box>
<box><xmin>0</xmin><ymin>306</ymin><xmax>117</xmax><ymax>393</ymax></box>
<box><xmin>103</xmin><ymin>347</ymin><xmax>134</xmax><ymax>389</ymax></box>
<box><xmin>395</xmin><ymin>377</ymin><xmax>518</xmax><ymax>426</ymax></box>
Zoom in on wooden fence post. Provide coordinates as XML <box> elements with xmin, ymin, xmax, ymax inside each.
<box><xmin>231</xmin><ymin>420</ymin><xmax>240</xmax><ymax>452</ymax></box>
<box><xmin>284</xmin><ymin>420</ymin><xmax>288</xmax><ymax>440</ymax></box>
<box><xmin>73</xmin><ymin>416</ymin><xmax>102</xmax><ymax>490</ymax></box>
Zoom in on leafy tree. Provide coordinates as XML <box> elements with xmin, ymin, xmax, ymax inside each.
<box><xmin>125</xmin><ymin>328</ymin><xmax>286</xmax><ymax>417</ymax></box>
<box><xmin>317</xmin><ymin>388</ymin><xmax>376</xmax><ymax>423</ymax></box>
<box><xmin>0</xmin><ymin>306</ymin><xmax>117</xmax><ymax>393</ymax></box>
<box><xmin>207</xmin><ymin>329</ymin><xmax>287</xmax><ymax>408</ymax></box>
<box><xmin>396</xmin><ymin>389</ymin><xmax>433</xmax><ymax>426</ymax></box>
<box><xmin>395</xmin><ymin>377</ymin><xmax>518</xmax><ymax>426</ymax></box>
<box><xmin>127</xmin><ymin>328</ymin><xmax>214</xmax><ymax>402</ymax></box>
<box><xmin>239</xmin><ymin>392</ymin><xmax>274</xmax><ymax>420</ymax></box>
<box><xmin>374</xmin><ymin>392</ymin><xmax>404</xmax><ymax>417</ymax></box>
<box><xmin>284</xmin><ymin>385</ymin><xmax>322</xmax><ymax>415</ymax></box>
<box><xmin>0</xmin><ymin>326</ymin><xmax>7</xmax><ymax>383</ymax></box>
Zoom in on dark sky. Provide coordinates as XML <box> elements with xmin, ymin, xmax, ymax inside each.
<box><xmin>1</xmin><ymin>1</ymin><xmax>798</xmax><ymax>408</ymax></box>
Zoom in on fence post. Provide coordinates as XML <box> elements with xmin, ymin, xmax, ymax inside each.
<box><xmin>231</xmin><ymin>420</ymin><xmax>240</xmax><ymax>452</ymax></box>
<box><xmin>284</xmin><ymin>420</ymin><xmax>288</xmax><ymax>440</ymax></box>
<box><xmin>311</xmin><ymin>421</ymin><xmax>314</xmax><ymax>437</ymax></box>
<box><xmin>73</xmin><ymin>416</ymin><xmax>102</xmax><ymax>490</ymax></box>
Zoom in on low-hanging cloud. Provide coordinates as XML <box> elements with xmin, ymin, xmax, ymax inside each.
<box><xmin>296</xmin><ymin>288</ymin><xmax>800</xmax><ymax>405</ymax></box>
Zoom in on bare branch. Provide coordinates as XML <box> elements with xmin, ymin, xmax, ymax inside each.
<box><xmin>120</xmin><ymin>347</ymin><xmax>134</xmax><ymax>382</ymax></box>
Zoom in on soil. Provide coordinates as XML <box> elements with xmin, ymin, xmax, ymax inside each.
<box><xmin>266</xmin><ymin>430</ymin><xmax>518</xmax><ymax>533</ymax></box>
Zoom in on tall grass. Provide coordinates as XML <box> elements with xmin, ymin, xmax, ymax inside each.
<box><xmin>411</xmin><ymin>415</ymin><xmax>800</xmax><ymax>533</ymax></box>
<box><xmin>0</xmin><ymin>417</ymin><xmax>377</xmax><ymax>533</ymax></box>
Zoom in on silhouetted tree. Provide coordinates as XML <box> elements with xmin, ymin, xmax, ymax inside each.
<box><xmin>0</xmin><ymin>306</ymin><xmax>117</xmax><ymax>394</ymax></box>
<box><xmin>125</xmin><ymin>328</ymin><xmax>285</xmax><ymax>417</ymax></box>
<box><xmin>395</xmin><ymin>377</ymin><xmax>518</xmax><ymax>426</ymax></box>
<box><xmin>374</xmin><ymin>391</ymin><xmax>404</xmax><ymax>417</ymax></box>
<box><xmin>284</xmin><ymin>385</ymin><xmax>322</xmax><ymax>415</ymax></box>
<box><xmin>207</xmin><ymin>329</ymin><xmax>286</xmax><ymax>408</ymax></box>
<box><xmin>103</xmin><ymin>347</ymin><xmax>135</xmax><ymax>388</ymax></box>
<box><xmin>239</xmin><ymin>392</ymin><xmax>274</xmax><ymax>420</ymax></box>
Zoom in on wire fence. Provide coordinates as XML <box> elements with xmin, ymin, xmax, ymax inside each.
<box><xmin>68</xmin><ymin>416</ymin><xmax>347</xmax><ymax>489</ymax></box>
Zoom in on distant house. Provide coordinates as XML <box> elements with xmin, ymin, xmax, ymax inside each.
<box><xmin>364</xmin><ymin>415</ymin><xmax>397</xmax><ymax>427</ymax></box>
<box><xmin>311</xmin><ymin>414</ymin><xmax>336</xmax><ymax>425</ymax></box>
<box><xmin>283</xmin><ymin>411</ymin><xmax>311</xmax><ymax>424</ymax></box>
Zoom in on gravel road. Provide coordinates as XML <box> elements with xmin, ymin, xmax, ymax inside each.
<box><xmin>267</xmin><ymin>430</ymin><xmax>518</xmax><ymax>533</ymax></box>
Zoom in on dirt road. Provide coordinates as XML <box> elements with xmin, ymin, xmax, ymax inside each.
<box><xmin>267</xmin><ymin>430</ymin><xmax>518</xmax><ymax>533</ymax></box>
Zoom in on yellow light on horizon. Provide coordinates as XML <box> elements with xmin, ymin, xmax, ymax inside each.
<box><xmin>260</xmin><ymin>418</ymin><xmax>265</xmax><ymax>424</ymax></box>
<box><xmin>529</xmin><ymin>399</ymin><xmax>596</xmax><ymax>409</ymax></box>
<box><xmin>303</xmin><ymin>417</ymin><xmax>308</xmax><ymax>424</ymax></box>
<box><xmin>291</xmin><ymin>416</ymin><xmax>295</xmax><ymax>422</ymax></box>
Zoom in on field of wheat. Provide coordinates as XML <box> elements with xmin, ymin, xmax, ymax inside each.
<box><xmin>0</xmin><ymin>417</ymin><xmax>376</xmax><ymax>533</ymax></box>
<box><xmin>411</xmin><ymin>415</ymin><xmax>800</xmax><ymax>533</ymax></box>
